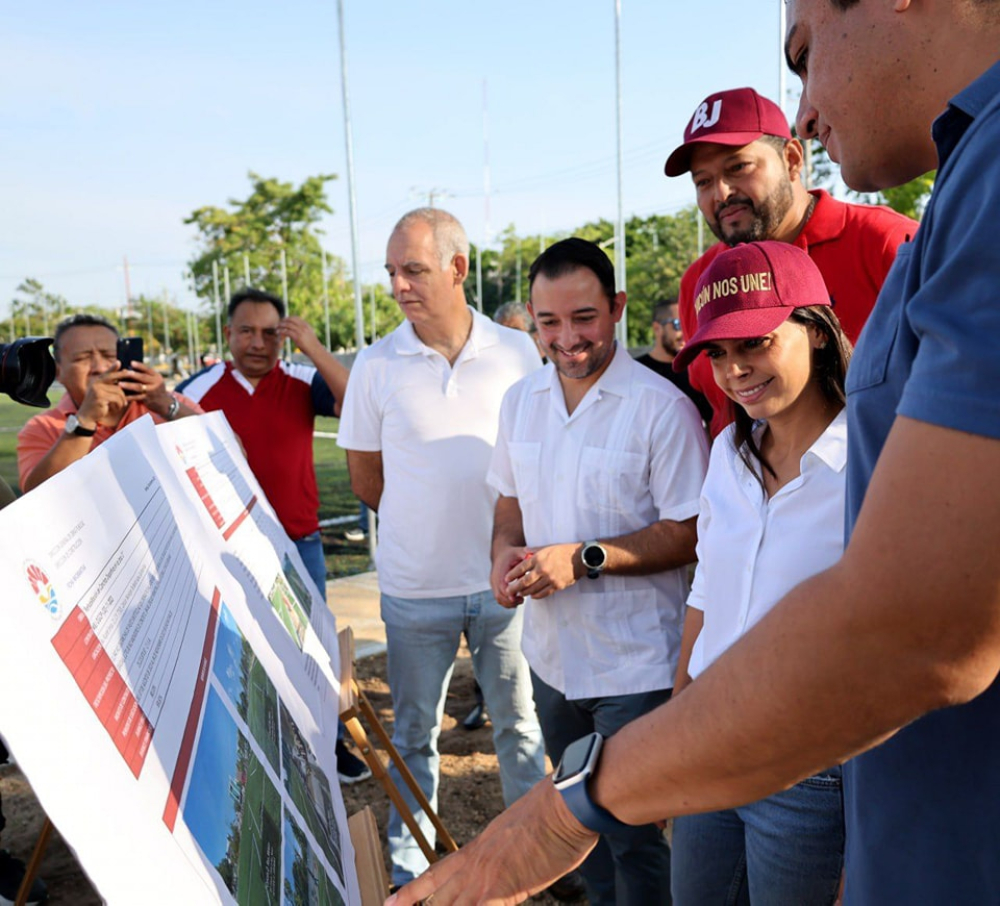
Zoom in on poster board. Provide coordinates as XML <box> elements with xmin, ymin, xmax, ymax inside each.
<box><xmin>0</xmin><ymin>413</ymin><xmax>360</xmax><ymax>905</ymax></box>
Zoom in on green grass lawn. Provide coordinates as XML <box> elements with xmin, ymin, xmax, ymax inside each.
<box><xmin>0</xmin><ymin>395</ymin><xmax>371</xmax><ymax>578</ymax></box>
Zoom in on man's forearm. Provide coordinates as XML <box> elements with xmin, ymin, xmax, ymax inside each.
<box><xmin>491</xmin><ymin>495</ymin><xmax>527</xmax><ymax>558</ymax></box>
<box><xmin>602</xmin><ymin>515</ymin><xmax>698</xmax><ymax>575</ymax></box>
<box><xmin>309</xmin><ymin>348</ymin><xmax>349</xmax><ymax>417</ymax></box>
<box><xmin>22</xmin><ymin>434</ymin><xmax>93</xmax><ymax>492</ymax></box>
<box><xmin>593</xmin><ymin>418</ymin><xmax>1000</xmax><ymax>826</ymax></box>
<box><xmin>346</xmin><ymin>450</ymin><xmax>384</xmax><ymax>511</ymax></box>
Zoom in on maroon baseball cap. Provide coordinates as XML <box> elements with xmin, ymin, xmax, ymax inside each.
<box><xmin>673</xmin><ymin>241</ymin><xmax>831</xmax><ymax>371</ymax></box>
<box><xmin>664</xmin><ymin>87</ymin><xmax>792</xmax><ymax>177</ymax></box>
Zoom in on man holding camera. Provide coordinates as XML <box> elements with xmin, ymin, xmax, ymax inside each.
<box><xmin>17</xmin><ymin>313</ymin><xmax>201</xmax><ymax>492</ymax></box>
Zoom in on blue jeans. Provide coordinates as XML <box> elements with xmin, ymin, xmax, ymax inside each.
<box><xmin>671</xmin><ymin>770</ymin><xmax>844</xmax><ymax>906</ymax></box>
<box><xmin>531</xmin><ymin>671</ymin><xmax>672</xmax><ymax>906</ymax></box>
<box><xmin>381</xmin><ymin>591</ymin><xmax>545</xmax><ymax>885</ymax></box>
<box><xmin>294</xmin><ymin>531</ymin><xmax>327</xmax><ymax>605</ymax></box>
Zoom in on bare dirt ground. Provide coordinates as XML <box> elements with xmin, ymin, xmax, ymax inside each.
<box><xmin>0</xmin><ymin>646</ymin><xmax>576</xmax><ymax>904</ymax></box>
<box><xmin>341</xmin><ymin>647</ymin><xmax>575</xmax><ymax>905</ymax></box>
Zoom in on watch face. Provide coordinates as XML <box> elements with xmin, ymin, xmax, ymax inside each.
<box><xmin>553</xmin><ymin>733</ymin><xmax>602</xmax><ymax>785</ymax></box>
<box><xmin>582</xmin><ymin>544</ymin><xmax>605</xmax><ymax>569</ymax></box>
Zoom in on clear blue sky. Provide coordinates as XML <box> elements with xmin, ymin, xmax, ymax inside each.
<box><xmin>1</xmin><ymin>1</ymin><xmax>792</xmax><ymax>321</ymax></box>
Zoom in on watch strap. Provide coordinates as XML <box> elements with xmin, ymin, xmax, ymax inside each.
<box><xmin>558</xmin><ymin>773</ymin><xmax>631</xmax><ymax>835</ymax></box>
<box><xmin>65</xmin><ymin>415</ymin><xmax>97</xmax><ymax>438</ymax></box>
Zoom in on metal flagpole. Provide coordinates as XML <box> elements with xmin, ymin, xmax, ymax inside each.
<box><xmin>337</xmin><ymin>0</ymin><xmax>377</xmax><ymax>554</ymax></box>
<box><xmin>614</xmin><ymin>0</ymin><xmax>628</xmax><ymax>346</ymax></box>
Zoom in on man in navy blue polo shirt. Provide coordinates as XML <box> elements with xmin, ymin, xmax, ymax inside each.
<box><xmin>386</xmin><ymin>2</ymin><xmax>1000</xmax><ymax>904</ymax></box>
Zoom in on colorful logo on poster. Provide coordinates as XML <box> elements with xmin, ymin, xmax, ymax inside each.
<box><xmin>26</xmin><ymin>562</ymin><xmax>60</xmax><ymax>619</ymax></box>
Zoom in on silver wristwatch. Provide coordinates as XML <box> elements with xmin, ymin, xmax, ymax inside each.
<box><xmin>64</xmin><ymin>414</ymin><xmax>96</xmax><ymax>437</ymax></box>
<box><xmin>581</xmin><ymin>541</ymin><xmax>607</xmax><ymax>579</ymax></box>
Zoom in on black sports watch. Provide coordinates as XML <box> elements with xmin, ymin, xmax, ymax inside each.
<box><xmin>64</xmin><ymin>414</ymin><xmax>96</xmax><ymax>437</ymax></box>
<box><xmin>581</xmin><ymin>541</ymin><xmax>607</xmax><ymax>579</ymax></box>
<box><xmin>552</xmin><ymin>732</ymin><xmax>630</xmax><ymax>834</ymax></box>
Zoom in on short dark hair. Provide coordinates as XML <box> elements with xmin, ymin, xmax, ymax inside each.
<box><xmin>652</xmin><ymin>299</ymin><xmax>679</xmax><ymax>323</ymax></box>
<box><xmin>228</xmin><ymin>287</ymin><xmax>286</xmax><ymax>320</ymax></box>
<box><xmin>528</xmin><ymin>238</ymin><xmax>616</xmax><ymax>307</ymax></box>
<box><xmin>53</xmin><ymin>313</ymin><xmax>119</xmax><ymax>362</ymax></box>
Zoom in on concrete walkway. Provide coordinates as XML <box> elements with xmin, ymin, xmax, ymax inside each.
<box><xmin>323</xmin><ymin>571</ymin><xmax>386</xmax><ymax>660</ymax></box>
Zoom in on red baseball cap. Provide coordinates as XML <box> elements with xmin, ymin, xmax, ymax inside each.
<box><xmin>664</xmin><ymin>87</ymin><xmax>792</xmax><ymax>177</ymax></box>
<box><xmin>673</xmin><ymin>242</ymin><xmax>831</xmax><ymax>371</ymax></box>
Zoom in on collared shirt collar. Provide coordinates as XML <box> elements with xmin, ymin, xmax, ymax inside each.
<box><xmin>740</xmin><ymin>406</ymin><xmax>848</xmax><ymax>478</ymax></box>
<box><xmin>794</xmin><ymin>189</ymin><xmax>844</xmax><ymax>251</ymax></box>
<box><xmin>56</xmin><ymin>392</ymin><xmax>79</xmax><ymax>414</ymax></box>
<box><xmin>934</xmin><ymin>59</ymin><xmax>1000</xmax><ymax>168</ymax></box>
<box><xmin>392</xmin><ymin>306</ymin><xmax>498</xmax><ymax>359</ymax></box>
<box><xmin>538</xmin><ymin>340</ymin><xmax>632</xmax><ymax>396</ymax></box>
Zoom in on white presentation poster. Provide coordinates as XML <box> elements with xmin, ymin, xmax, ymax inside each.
<box><xmin>0</xmin><ymin>414</ymin><xmax>360</xmax><ymax>905</ymax></box>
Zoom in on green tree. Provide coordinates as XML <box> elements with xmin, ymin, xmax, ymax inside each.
<box><xmin>804</xmin><ymin>138</ymin><xmax>934</xmax><ymax>220</ymax></box>
<box><xmin>186</xmin><ymin>172</ymin><xmax>394</xmax><ymax>350</ymax></box>
<box><xmin>467</xmin><ymin>211</ymin><xmax>702</xmax><ymax>346</ymax></box>
<box><xmin>10</xmin><ymin>278</ymin><xmax>69</xmax><ymax>338</ymax></box>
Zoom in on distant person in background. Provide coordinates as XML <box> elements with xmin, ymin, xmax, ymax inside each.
<box><xmin>635</xmin><ymin>299</ymin><xmax>712</xmax><ymax>424</ymax></box>
<box><xmin>665</xmin><ymin>86</ymin><xmax>917</xmax><ymax>436</ymax></box>
<box><xmin>177</xmin><ymin>288</ymin><xmax>371</xmax><ymax>786</ymax></box>
<box><xmin>17</xmin><ymin>314</ymin><xmax>202</xmax><ymax>492</ymax></box>
<box><xmin>495</xmin><ymin>301</ymin><xmax>546</xmax><ymax>361</ymax></box>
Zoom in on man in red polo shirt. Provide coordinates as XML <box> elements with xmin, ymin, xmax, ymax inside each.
<box><xmin>177</xmin><ymin>289</ymin><xmax>369</xmax><ymax>783</ymax></box>
<box><xmin>666</xmin><ymin>86</ymin><xmax>918</xmax><ymax>436</ymax></box>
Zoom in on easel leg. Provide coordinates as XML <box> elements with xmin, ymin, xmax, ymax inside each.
<box><xmin>355</xmin><ymin>686</ymin><xmax>458</xmax><ymax>853</ymax></box>
<box><xmin>15</xmin><ymin>817</ymin><xmax>51</xmax><ymax>906</ymax></box>
<box><xmin>341</xmin><ymin>711</ymin><xmax>439</xmax><ymax>865</ymax></box>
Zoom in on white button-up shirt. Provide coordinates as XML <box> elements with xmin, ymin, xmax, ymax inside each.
<box><xmin>338</xmin><ymin>308</ymin><xmax>541</xmax><ymax>598</ymax></box>
<box><xmin>687</xmin><ymin>409</ymin><xmax>848</xmax><ymax>679</ymax></box>
<box><xmin>488</xmin><ymin>344</ymin><xmax>709</xmax><ymax>699</ymax></box>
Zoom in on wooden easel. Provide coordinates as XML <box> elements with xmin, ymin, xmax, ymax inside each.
<box><xmin>14</xmin><ymin>818</ymin><xmax>51</xmax><ymax>906</ymax></box>
<box><xmin>337</xmin><ymin>627</ymin><xmax>458</xmax><ymax>865</ymax></box>
<box><xmin>15</xmin><ymin>629</ymin><xmax>458</xmax><ymax>906</ymax></box>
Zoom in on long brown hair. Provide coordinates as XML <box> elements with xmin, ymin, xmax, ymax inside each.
<box><xmin>732</xmin><ymin>305</ymin><xmax>853</xmax><ymax>485</ymax></box>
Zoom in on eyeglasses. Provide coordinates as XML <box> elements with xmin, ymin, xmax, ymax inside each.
<box><xmin>657</xmin><ymin>318</ymin><xmax>682</xmax><ymax>330</ymax></box>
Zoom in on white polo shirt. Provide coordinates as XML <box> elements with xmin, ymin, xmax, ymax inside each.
<box><xmin>337</xmin><ymin>308</ymin><xmax>541</xmax><ymax>599</ymax></box>
<box><xmin>687</xmin><ymin>409</ymin><xmax>847</xmax><ymax>679</ymax></box>
<box><xmin>487</xmin><ymin>344</ymin><xmax>709</xmax><ymax>699</ymax></box>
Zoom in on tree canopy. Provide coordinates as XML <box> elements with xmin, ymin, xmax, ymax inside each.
<box><xmin>185</xmin><ymin>172</ymin><xmax>400</xmax><ymax>350</ymax></box>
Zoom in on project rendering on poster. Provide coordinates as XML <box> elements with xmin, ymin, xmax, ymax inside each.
<box><xmin>0</xmin><ymin>413</ymin><xmax>360</xmax><ymax>904</ymax></box>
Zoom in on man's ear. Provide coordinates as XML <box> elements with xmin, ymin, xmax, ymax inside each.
<box><xmin>452</xmin><ymin>253</ymin><xmax>469</xmax><ymax>284</ymax></box>
<box><xmin>785</xmin><ymin>138</ymin><xmax>806</xmax><ymax>182</ymax></box>
<box><xmin>612</xmin><ymin>291</ymin><xmax>627</xmax><ymax>323</ymax></box>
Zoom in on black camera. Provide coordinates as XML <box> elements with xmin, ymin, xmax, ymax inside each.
<box><xmin>0</xmin><ymin>337</ymin><xmax>56</xmax><ymax>408</ymax></box>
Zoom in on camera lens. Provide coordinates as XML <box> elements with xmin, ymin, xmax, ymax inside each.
<box><xmin>0</xmin><ymin>337</ymin><xmax>56</xmax><ymax>407</ymax></box>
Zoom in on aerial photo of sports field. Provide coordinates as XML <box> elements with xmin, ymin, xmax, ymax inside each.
<box><xmin>279</xmin><ymin>702</ymin><xmax>344</xmax><ymax>884</ymax></box>
<box><xmin>185</xmin><ymin>687</ymin><xmax>283</xmax><ymax>905</ymax></box>
<box><xmin>282</xmin><ymin>551</ymin><xmax>315</xmax><ymax>617</ymax></box>
<box><xmin>212</xmin><ymin>603</ymin><xmax>281</xmax><ymax>771</ymax></box>
<box><xmin>283</xmin><ymin>809</ymin><xmax>345</xmax><ymax>906</ymax></box>
<box><xmin>268</xmin><ymin>572</ymin><xmax>309</xmax><ymax>650</ymax></box>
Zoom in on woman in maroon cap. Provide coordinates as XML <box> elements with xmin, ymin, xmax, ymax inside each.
<box><xmin>670</xmin><ymin>241</ymin><xmax>851</xmax><ymax>905</ymax></box>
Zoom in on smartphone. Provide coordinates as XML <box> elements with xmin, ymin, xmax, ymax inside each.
<box><xmin>116</xmin><ymin>337</ymin><xmax>144</xmax><ymax>396</ymax></box>
<box><xmin>116</xmin><ymin>336</ymin><xmax>144</xmax><ymax>368</ymax></box>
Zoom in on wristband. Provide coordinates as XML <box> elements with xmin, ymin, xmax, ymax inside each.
<box><xmin>552</xmin><ymin>732</ymin><xmax>630</xmax><ymax>835</ymax></box>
